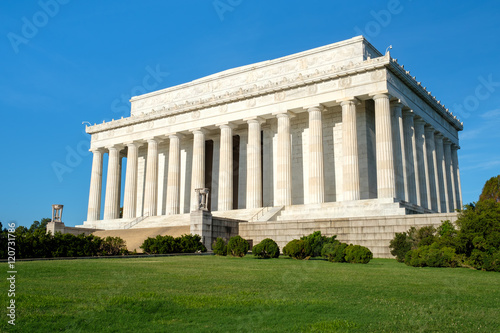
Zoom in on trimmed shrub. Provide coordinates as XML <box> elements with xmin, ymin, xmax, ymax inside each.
<box><xmin>389</xmin><ymin>232</ymin><xmax>412</xmax><ymax>263</ymax></box>
<box><xmin>178</xmin><ymin>234</ymin><xmax>207</xmax><ymax>253</ymax></box>
<box><xmin>100</xmin><ymin>236</ymin><xmax>127</xmax><ymax>255</ymax></box>
<box><xmin>140</xmin><ymin>234</ymin><xmax>206</xmax><ymax>254</ymax></box>
<box><xmin>283</xmin><ymin>239</ymin><xmax>310</xmax><ymax>259</ymax></box>
<box><xmin>252</xmin><ymin>238</ymin><xmax>280</xmax><ymax>259</ymax></box>
<box><xmin>321</xmin><ymin>242</ymin><xmax>343</xmax><ymax>262</ymax></box>
<box><xmin>405</xmin><ymin>243</ymin><xmax>458</xmax><ymax>268</ymax></box>
<box><xmin>227</xmin><ymin>235</ymin><xmax>249</xmax><ymax>257</ymax></box>
<box><xmin>300</xmin><ymin>231</ymin><xmax>337</xmax><ymax>257</ymax></box>
<box><xmin>212</xmin><ymin>237</ymin><xmax>227</xmax><ymax>256</ymax></box>
<box><xmin>344</xmin><ymin>245</ymin><xmax>373</xmax><ymax>264</ymax></box>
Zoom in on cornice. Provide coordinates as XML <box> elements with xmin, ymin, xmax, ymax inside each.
<box><xmin>86</xmin><ymin>55</ymin><xmax>389</xmax><ymax>134</ymax></box>
<box><xmin>387</xmin><ymin>56</ymin><xmax>463</xmax><ymax>131</ymax></box>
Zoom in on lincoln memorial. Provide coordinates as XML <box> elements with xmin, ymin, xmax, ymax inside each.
<box><xmin>77</xmin><ymin>36</ymin><xmax>463</xmax><ymax>257</ymax></box>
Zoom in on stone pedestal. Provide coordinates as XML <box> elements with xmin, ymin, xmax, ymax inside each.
<box><xmin>190</xmin><ymin>210</ymin><xmax>213</xmax><ymax>250</ymax></box>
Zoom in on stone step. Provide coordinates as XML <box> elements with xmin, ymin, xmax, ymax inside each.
<box><xmin>255</xmin><ymin>206</ymin><xmax>284</xmax><ymax>221</ymax></box>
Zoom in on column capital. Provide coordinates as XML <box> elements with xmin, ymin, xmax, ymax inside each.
<box><xmin>216</xmin><ymin>122</ymin><xmax>237</xmax><ymax>130</ymax></box>
<box><xmin>105</xmin><ymin>144</ymin><xmax>124</xmax><ymax>152</ymax></box>
<box><xmin>434</xmin><ymin>132</ymin><xmax>444</xmax><ymax>140</ymax></box>
<box><xmin>145</xmin><ymin>137</ymin><xmax>161</xmax><ymax>144</ymax></box>
<box><xmin>443</xmin><ymin>138</ymin><xmax>452</xmax><ymax>146</ymax></box>
<box><xmin>390</xmin><ymin>100</ymin><xmax>404</xmax><ymax>109</ymax></box>
<box><xmin>167</xmin><ymin>133</ymin><xmax>185</xmax><ymax>140</ymax></box>
<box><xmin>124</xmin><ymin>141</ymin><xmax>143</xmax><ymax>148</ymax></box>
<box><xmin>370</xmin><ymin>91</ymin><xmax>390</xmax><ymax>100</ymax></box>
<box><xmin>337</xmin><ymin>97</ymin><xmax>360</xmax><ymax>106</ymax></box>
<box><xmin>272</xmin><ymin>111</ymin><xmax>295</xmax><ymax>118</ymax></box>
<box><xmin>414</xmin><ymin>117</ymin><xmax>427</xmax><ymax>126</ymax></box>
<box><xmin>244</xmin><ymin>116</ymin><xmax>265</xmax><ymax>125</ymax></box>
<box><xmin>451</xmin><ymin>143</ymin><xmax>460</xmax><ymax>150</ymax></box>
<box><xmin>304</xmin><ymin>104</ymin><xmax>326</xmax><ymax>112</ymax></box>
<box><xmin>190</xmin><ymin>128</ymin><xmax>209</xmax><ymax>135</ymax></box>
<box><xmin>90</xmin><ymin>147</ymin><xmax>105</xmax><ymax>154</ymax></box>
<box><xmin>424</xmin><ymin>124</ymin><xmax>435</xmax><ymax>133</ymax></box>
<box><xmin>402</xmin><ymin>109</ymin><xmax>415</xmax><ymax>118</ymax></box>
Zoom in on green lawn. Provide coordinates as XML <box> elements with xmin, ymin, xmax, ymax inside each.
<box><xmin>3</xmin><ymin>256</ymin><xmax>499</xmax><ymax>332</ymax></box>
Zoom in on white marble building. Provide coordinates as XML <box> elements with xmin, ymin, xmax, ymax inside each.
<box><xmin>80</xmin><ymin>36</ymin><xmax>462</xmax><ymax>231</ymax></box>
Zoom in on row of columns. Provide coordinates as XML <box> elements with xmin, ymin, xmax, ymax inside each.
<box><xmin>87</xmin><ymin>93</ymin><xmax>462</xmax><ymax>221</ymax></box>
<box><xmin>398</xmin><ymin>108</ymin><xmax>462</xmax><ymax>212</ymax></box>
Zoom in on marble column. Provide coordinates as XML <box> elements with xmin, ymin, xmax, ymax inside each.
<box><xmin>103</xmin><ymin>146</ymin><xmax>121</xmax><ymax>220</ymax></box>
<box><xmin>246</xmin><ymin>118</ymin><xmax>263</xmax><ymax>209</ymax></box>
<box><xmin>425</xmin><ymin>126</ymin><xmax>439</xmax><ymax>212</ymax></box>
<box><xmin>436</xmin><ymin>134</ymin><xmax>449</xmax><ymax>212</ymax></box>
<box><xmin>191</xmin><ymin>129</ymin><xmax>206</xmax><ymax>211</ymax></box>
<box><xmin>143</xmin><ymin>138</ymin><xmax>159</xmax><ymax>217</ymax></box>
<box><xmin>276</xmin><ymin>112</ymin><xmax>292</xmax><ymax>206</ymax></box>
<box><xmin>341</xmin><ymin>99</ymin><xmax>360</xmax><ymax>201</ymax></box>
<box><xmin>443</xmin><ymin>140</ymin><xmax>455</xmax><ymax>212</ymax></box>
<box><xmin>414</xmin><ymin>118</ymin><xmax>429</xmax><ymax>209</ymax></box>
<box><xmin>218</xmin><ymin>123</ymin><xmax>235</xmax><ymax>211</ymax></box>
<box><xmin>451</xmin><ymin>144</ymin><xmax>463</xmax><ymax>210</ymax></box>
<box><xmin>307</xmin><ymin>106</ymin><xmax>325</xmax><ymax>204</ymax></box>
<box><xmin>402</xmin><ymin>111</ymin><xmax>418</xmax><ymax>205</ymax></box>
<box><xmin>87</xmin><ymin>149</ymin><xmax>104</xmax><ymax>221</ymax></box>
<box><xmin>391</xmin><ymin>101</ymin><xmax>406</xmax><ymax>201</ymax></box>
<box><xmin>123</xmin><ymin>142</ymin><xmax>139</xmax><ymax>219</ymax></box>
<box><xmin>374</xmin><ymin>94</ymin><xmax>396</xmax><ymax>198</ymax></box>
<box><xmin>166</xmin><ymin>134</ymin><xmax>181</xmax><ymax>215</ymax></box>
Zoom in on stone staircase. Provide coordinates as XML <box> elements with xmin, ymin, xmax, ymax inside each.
<box><xmin>130</xmin><ymin>213</ymin><xmax>191</xmax><ymax>229</ymax></box>
<box><xmin>276</xmin><ymin>198</ymin><xmax>407</xmax><ymax>222</ymax></box>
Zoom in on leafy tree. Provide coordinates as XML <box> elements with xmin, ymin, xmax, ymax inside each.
<box><xmin>479</xmin><ymin>175</ymin><xmax>500</xmax><ymax>202</ymax></box>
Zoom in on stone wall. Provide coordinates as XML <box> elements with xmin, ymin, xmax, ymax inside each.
<box><xmin>239</xmin><ymin>213</ymin><xmax>458</xmax><ymax>258</ymax></box>
<box><xmin>47</xmin><ymin>222</ymin><xmax>101</xmax><ymax>236</ymax></box>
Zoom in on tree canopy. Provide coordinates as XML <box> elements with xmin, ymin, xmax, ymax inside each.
<box><xmin>479</xmin><ymin>175</ymin><xmax>500</xmax><ymax>202</ymax></box>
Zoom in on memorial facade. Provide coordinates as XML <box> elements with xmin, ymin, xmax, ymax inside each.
<box><xmin>80</xmin><ymin>36</ymin><xmax>462</xmax><ymax>233</ymax></box>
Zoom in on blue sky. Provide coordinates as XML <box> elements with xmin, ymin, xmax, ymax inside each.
<box><xmin>1</xmin><ymin>1</ymin><xmax>499</xmax><ymax>227</ymax></box>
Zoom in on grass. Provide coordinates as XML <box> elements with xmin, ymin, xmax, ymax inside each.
<box><xmin>2</xmin><ymin>256</ymin><xmax>499</xmax><ymax>332</ymax></box>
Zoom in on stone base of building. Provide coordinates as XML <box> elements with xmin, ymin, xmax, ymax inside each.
<box><xmin>78</xmin><ymin>198</ymin><xmax>430</xmax><ymax>230</ymax></box>
<box><xmin>240</xmin><ymin>212</ymin><xmax>458</xmax><ymax>258</ymax></box>
<box><xmin>74</xmin><ymin>199</ymin><xmax>453</xmax><ymax>258</ymax></box>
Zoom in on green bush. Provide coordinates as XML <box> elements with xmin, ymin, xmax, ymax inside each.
<box><xmin>212</xmin><ymin>237</ymin><xmax>227</xmax><ymax>256</ymax></box>
<box><xmin>283</xmin><ymin>239</ymin><xmax>310</xmax><ymax>259</ymax></box>
<box><xmin>0</xmin><ymin>220</ymin><xmax>130</xmax><ymax>259</ymax></box>
<box><xmin>405</xmin><ymin>243</ymin><xmax>458</xmax><ymax>268</ymax></box>
<box><xmin>227</xmin><ymin>235</ymin><xmax>249</xmax><ymax>257</ymax></box>
<box><xmin>344</xmin><ymin>245</ymin><xmax>373</xmax><ymax>264</ymax></box>
<box><xmin>300</xmin><ymin>231</ymin><xmax>336</xmax><ymax>257</ymax></box>
<box><xmin>140</xmin><ymin>234</ymin><xmax>206</xmax><ymax>254</ymax></box>
<box><xmin>389</xmin><ymin>232</ymin><xmax>412</xmax><ymax>263</ymax></box>
<box><xmin>321</xmin><ymin>242</ymin><xmax>346</xmax><ymax>262</ymax></box>
<box><xmin>252</xmin><ymin>238</ymin><xmax>280</xmax><ymax>259</ymax></box>
<box><xmin>100</xmin><ymin>236</ymin><xmax>127</xmax><ymax>255</ymax></box>
<box><xmin>178</xmin><ymin>234</ymin><xmax>207</xmax><ymax>253</ymax></box>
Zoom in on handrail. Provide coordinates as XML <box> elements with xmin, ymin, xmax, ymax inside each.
<box><xmin>124</xmin><ymin>215</ymin><xmax>148</xmax><ymax>229</ymax></box>
<box><xmin>248</xmin><ymin>206</ymin><xmax>271</xmax><ymax>222</ymax></box>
